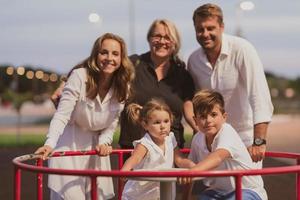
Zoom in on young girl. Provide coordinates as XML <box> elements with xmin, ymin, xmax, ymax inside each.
<box><xmin>121</xmin><ymin>98</ymin><xmax>195</xmax><ymax>200</ymax></box>
<box><xmin>181</xmin><ymin>90</ymin><xmax>267</xmax><ymax>200</ymax></box>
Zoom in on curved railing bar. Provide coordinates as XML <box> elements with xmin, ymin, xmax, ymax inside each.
<box><xmin>12</xmin><ymin>150</ymin><xmax>300</xmax><ymax>177</ymax></box>
<box><xmin>13</xmin><ymin>149</ymin><xmax>300</xmax><ymax>200</ymax></box>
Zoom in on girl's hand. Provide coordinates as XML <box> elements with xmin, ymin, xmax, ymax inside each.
<box><xmin>96</xmin><ymin>144</ymin><xmax>112</xmax><ymax>156</ymax></box>
<box><xmin>35</xmin><ymin>145</ymin><xmax>53</xmax><ymax>160</ymax></box>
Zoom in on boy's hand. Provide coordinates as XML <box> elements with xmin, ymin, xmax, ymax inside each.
<box><xmin>177</xmin><ymin>176</ymin><xmax>193</xmax><ymax>185</ymax></box>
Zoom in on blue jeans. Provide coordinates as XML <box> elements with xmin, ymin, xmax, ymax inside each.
<box><xmin>197</xmin><ymin>189</ymin><xmax>262</xmax><ymax>200</ymax></box>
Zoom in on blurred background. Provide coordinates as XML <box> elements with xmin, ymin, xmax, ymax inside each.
<box><xmin>1</xmin><ymin>0</ymin><xmax>300</xmax><ymax>124</ymax></box>
<box><xmin>0</xmin><ymin>0</ymin><xmax>300</xmax><ymax>199</ymax></box>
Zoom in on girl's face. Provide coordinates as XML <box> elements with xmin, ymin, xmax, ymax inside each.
<box><xmin>149</xmin><ymin>24</ymin><xmax>174</xmax><ymax>60</ymax></box>
<box><xmin>97</xmin><ymin>39</ymin><xmax>122</xmax><ymax>74</ymax></box>
<box><xmin>194</xmin><ymin>105</ymin><xmax>227</xmax><ymax>138</ymax></box>
<box><xmin>142</xmin><ymin>110</ymin><xmax>171</xmax><ymax>143</ymax></box>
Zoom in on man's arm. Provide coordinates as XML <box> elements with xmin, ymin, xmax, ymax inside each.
<box><xmin>248</xmin><ymin>122</ymin><xmax>269</xmax><ymax>162</ymax></box>
<box><xmin>183</xmin><ymin>100</ymin><xmax>199</xmax><ymax>134</ymax></box>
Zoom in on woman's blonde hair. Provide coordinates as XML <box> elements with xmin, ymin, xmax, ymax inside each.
<box><xmin>71</xmin><ymin>33</ymin><xmax>135</xmax><ymax>102</ymax></box>
<box><xmin>146</xmin><ymin>19</ymin><xmax>182</xmax><ymax>61</ymax></box>
<box><xmin>127</xmin><ymin>98</ymin><xmax>174</xmax><ymax>125</ymax></box>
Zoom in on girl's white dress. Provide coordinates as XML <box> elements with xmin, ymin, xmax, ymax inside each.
<box><xmin>122</xmin><ymin>132</ymin><xmax>177</xmax><ymax>200</ymax></box>
<box><xmin>45</xmin><ymin>68</ymin><xmax>124</xmax><ymax>200</ymax></box>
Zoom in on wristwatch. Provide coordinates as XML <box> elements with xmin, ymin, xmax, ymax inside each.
<box><xmin>253</xmin><ymin>138</ymin><xmax>267</xmax><ymax>146</ymax></box>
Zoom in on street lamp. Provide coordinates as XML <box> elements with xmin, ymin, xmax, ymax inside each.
<box><xmin>235</xmin><ymin>1</ymin><xmax>255</xmax><ymax>37</ymax></box>
<box><xmin>128</xmin><ymin>0</ymin><xmax>136</xmax><ymax>54</ymax></box>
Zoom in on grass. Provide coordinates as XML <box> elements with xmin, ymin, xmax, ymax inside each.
<box><xmin>0</xmin><ymin>130</ymin><xmax>193</xmax><ymax>148</ymax></box>
<box><xmin>0</xmin><ymin>134</ymin><xmax>46</xmax><ymax>147</ymax></box>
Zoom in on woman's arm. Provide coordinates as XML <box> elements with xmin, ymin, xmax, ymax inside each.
<box><xmin>51</xmin><ymin>80</ymin><xmax>65</xmax><ymax>108</ymax></box>
<box><xmin>121</xmin><ymin>143</ymin><xmax>147</xmax><ymax>171</ymax></box>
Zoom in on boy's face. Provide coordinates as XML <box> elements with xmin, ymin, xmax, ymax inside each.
<box><xmin>194</xmin><ymin>104</ymin><xmax>227</xmax><ymax>138</ymax></box>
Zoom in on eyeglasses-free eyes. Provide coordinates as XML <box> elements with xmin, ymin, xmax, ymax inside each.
<box><xmin>151</xmin><ymin>34</ymin><xmax>172</xmax><ymax>43</ymax></box>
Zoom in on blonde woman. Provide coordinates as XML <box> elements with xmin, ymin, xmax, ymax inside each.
<box><xmin>35</xmin><ymin>33</ymin><xmax>135</xmax><ymax>200</ymax></box>
<box><xmin>119</xmin><ymin>19</ymin><xmax>196</xmax><ymax>154</ymax></box>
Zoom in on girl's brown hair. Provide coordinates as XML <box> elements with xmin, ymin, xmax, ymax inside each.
<box><xmin>127</xmin><ymin>98</ymin><xmax>174</xmax><ymax>125</ymax></box>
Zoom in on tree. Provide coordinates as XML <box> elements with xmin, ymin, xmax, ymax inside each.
<box><xmin>1</xmin><ymin>89</ymin><xmax>33</xmax><ymax>143</ymax></box>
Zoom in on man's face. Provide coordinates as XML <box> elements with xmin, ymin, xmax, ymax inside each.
<box><xmin>194</xmin><ymin>16</ymin><xmax>224</xmax><ymax>52</ymax></box>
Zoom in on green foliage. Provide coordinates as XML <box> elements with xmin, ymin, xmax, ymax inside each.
<box><xmin>0</xmin><ymin>130</ymin><xmax>194</xmax><ymax>148</ymax></box>
<box><xmin>2</xmin><ymin>89</ymin><xmax>33</xmax><ymax>111</ymax></box>
<box><xmin>0</xmin><ymin>134</ymin><xmax>46</xmax><ymax>147</ymax></box>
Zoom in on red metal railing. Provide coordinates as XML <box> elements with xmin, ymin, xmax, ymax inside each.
<box><xmin>13</xmin><ymin>149</ymin><xmax>300</xmax><ymax>200</ymax></box>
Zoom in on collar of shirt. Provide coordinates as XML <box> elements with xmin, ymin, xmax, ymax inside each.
<box><xmin>144</xmin><ymin>132</ymin><xmax>168</xmax><ymax>157</ymax></box>
<box><xmin>198</xmin><ymin>33</ymin><xmax>230</xmax><ymax>69</ymax></box>
<box><xmin>95</xmin><ymin>87</ymin><xmax>114</xmax><ymax>105</ymax></box>
<box><xmin>142</xmin><ymin>51</ymin><xmax>176</xmax><ymax>80</ymax></box>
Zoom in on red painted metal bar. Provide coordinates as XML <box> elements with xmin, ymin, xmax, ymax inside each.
<box><xmin>14</xmin><ymin>166</ymin><xmax>21</xmax><ymax>200</ymax></box>
<box><xmin>12</xmin><ymin>150</ymin><xmax>300</xmax><ymax>200</ymax></box>
<box><xmin>118</xmin><ymin>151</ymin><xmax>124</xmax><ymax>200</ymax></box>
<box><xmin>91</xmin><ymin>176</ymin><xmax>98</xmax><ymax>200</ymax></box>
<box><xmin>235</xmin><ymin>175</ymin><xmax>242</xmax><ymax>200</ymax></box>
<box><xmin>297</xmin><ymin>159</ymin><xmax>300</xmax><ymax>200</ymax></box>
<box><xmin>36</xmin><ymin>159</ymin><xmax>43</xmax><ymax>200</ymax></box>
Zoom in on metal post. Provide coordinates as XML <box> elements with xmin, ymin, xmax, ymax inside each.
<box><xmin>118</xmin><ymin>151</ymin><xmax>124</xmax><ymax>200</ymax></box>
<box><xmin>36</xmin><ymin>159</ymin><xmax>43</xmax><ymax>200</ymax></box>
<box><xmin>235</xmin><ymin>175</ymin><xmax>242</xmax><ymax>200</ymax></box>
<box><xmin>297</xmin><ymin>159</ymin><xmax>300</xmax><ymax>200</ymax></box>
<box><xmin>14</xmin><ymin>166</ymin><xmax>21</xmax><ymax>200</ymax></box>
<box><xmin>91</xmin><ymin>176</ymin><xmax>98</xmax><ymax>200</ymax></box>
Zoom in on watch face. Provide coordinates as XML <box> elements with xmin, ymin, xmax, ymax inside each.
<box><xmin>255</xmin><ymin>138</ymin><xmax>263</xmax><ymax>145</ymax></box>
<box><xmin>254</xmin><ymin>138</ymin><xmax>266</xmax><ymax>146</ymax></box>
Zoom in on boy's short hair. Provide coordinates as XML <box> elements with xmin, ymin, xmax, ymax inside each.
<box><xmin>192</xmin><ymin>89</ymin><xmax>225</xmax><ymax>116</ymax></box>
<box><xmin>193</xmin><ymin>3</ymin><xmax>224</xmax><ymax>25</ymax></box>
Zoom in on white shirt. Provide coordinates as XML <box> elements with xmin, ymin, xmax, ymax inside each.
<box><xmin>45</xmin><ymin>68</ymin><xmax>124</xmax><ymax>200</ymax></box>
<box><xmin>187</xmin><ymin>34</ymin><xmax>273</xmax><ymax>145</ymax></box>
<box><xmin>122</xmin><ymin>132</ymin><xmax>177</xmax><ymax>200</ymax></box>
<box><xmin>189</xmin><ymin>123</ymin><xmax>267</xmax><ymax>200</ymax></box>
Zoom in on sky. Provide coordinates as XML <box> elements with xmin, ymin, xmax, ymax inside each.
<box><xmin>1</xmin><ymin>0</ymin><xmax>300</xmax><ymax>78</ymax></box>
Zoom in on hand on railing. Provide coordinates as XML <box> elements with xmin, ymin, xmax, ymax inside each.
<box><xmin>95</xmin><ymin>144</ymin><xmax>113</xmax><ymax>156</ymax></box>
<box><xmin>34</xmin><ymin>145</ymin><xmax>53</xmax><ymax>160</ymax></box>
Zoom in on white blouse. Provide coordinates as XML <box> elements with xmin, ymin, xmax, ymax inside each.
<box><xmin>122</xmin><ymin>132</ymin><xmax>177</xmax><ymax>200</ymax></box>
<box><xmin>45</xmin><ymin>68</ymin><xmax>124</xmax><ymax>200</ymax></box>
<box><xmin>187</xmin><ymin>34</ymin><xmax>273</xmax><ymax>145</ymax></box>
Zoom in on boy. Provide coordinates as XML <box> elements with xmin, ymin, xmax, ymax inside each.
<box><xmin>183</xmin><ymin>90</ymin><xmax>267</xmax><ymax>200</ymax></box>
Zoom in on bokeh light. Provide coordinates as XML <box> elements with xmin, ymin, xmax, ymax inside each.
<box><xmin>240</xmin><ymin>1</ymin><xmax>255</xmax><ymax>11</ymax></box>
<box><xmin>88</xmin><ymin>13</ymin><xmax>101</xmax><ymax>23</ymax></box>
<box><xmin>17</xmin><ymin>66</ymin><xmax>25</xmax><ymax>75</ymax></box>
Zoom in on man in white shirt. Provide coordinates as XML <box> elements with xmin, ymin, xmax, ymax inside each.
<box><xmin>186</xmin><ymin>3</ymin><xmax>273</xmax><ymax>163</ymax></box>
